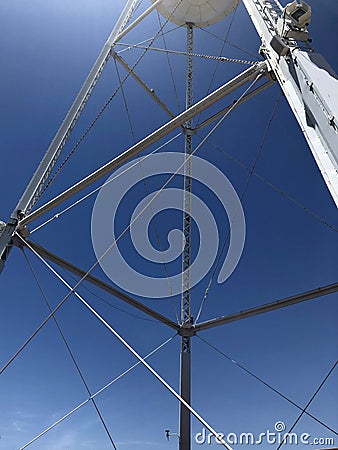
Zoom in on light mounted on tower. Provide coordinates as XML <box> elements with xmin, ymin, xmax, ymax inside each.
<box><xmin>277</xmin><ymin>0</ymin><xmax>312</xmax><ymax>41</ymax></box>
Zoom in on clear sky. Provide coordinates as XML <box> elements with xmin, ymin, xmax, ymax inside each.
<box><xmin>0</xmin><ymin>1</ymin><xmax>337</xmax><ymax>449</ymax></box>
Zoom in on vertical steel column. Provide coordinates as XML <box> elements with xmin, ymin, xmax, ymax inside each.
<box><xmin>179</xmin><ymin>22</ymin><xmax>194</xmax><ymax>450</ymax></box>
<box><xmin>0</xmin><ymin>0</ymin><xmax>139</xmax><ymax>273</ymax></box>
<box><xmin>181</xmin><ymin>23</ymin><xmax>193</xmax><ymax>322</ymax></box>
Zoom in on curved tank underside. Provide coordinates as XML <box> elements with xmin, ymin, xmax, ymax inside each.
<box><xmin>151</xmin><ymin>0</ymin><xmax>240</xmax><ymax>27</ymax></box>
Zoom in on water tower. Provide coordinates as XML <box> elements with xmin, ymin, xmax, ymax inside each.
<box><xmin>0</xmin><ymin>1</ymin><xmax>337</xmax><ymax>449</ymax></box>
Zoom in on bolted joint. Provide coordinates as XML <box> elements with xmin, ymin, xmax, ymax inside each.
<box><xmin>7</xmin><ymin>217</ymin><xmax>18</xmax><ymax>227</ymax></box>
<box><xmin>0</xmin><ymin>221</ymin><xmax>6</xmax><ymax>237</ymax></box>
<box><xmin>0</xmin><ymin>218</ymin><xmax>18</xmax><ymax>271</ymax></box>
<box><xmin>328</xmin><ymin>115</ymin><xmax>337</xmax><ymax>130</ymax></box>
<box><xmin>178</xmin><ymin>322</ymin><xmax>196</xmax><ymax>337</ymax></box>
<box><xmin>17</xmin><ymin>225</ymin><xmax>30</xmax><ymax>239</ymax></box>
<box><xmin>17</xmin><ymin>209</ymin><xmax>26</xmax><ymax>221</ymax></box>
<box><xmin>270</xmin><ymin>35</ymin><xmax>290</xmax><ymax>57</ymax></box>
<box><xmin>0</xmin><ymin>218</ymin><xmax>18</xmax><ymax>242</ymax></box>
<box><xmin>184</xmin><ymin>127</ymin><xmax>195</xmax><ymax>136</ymax></box>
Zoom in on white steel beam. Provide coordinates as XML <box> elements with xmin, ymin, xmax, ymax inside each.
<box><xmin>114</xmin><ymin>0</ymin><xmax>163</xmax><ymax>43</ymax></box>
<box><xmin>16</xmin><ymin>238</ymin><xmax>180</xmax><ymax>331</ymax></box>
<box><xmin>14</xmin><ymin>0</ymin><xmax>139</xmax><ymax>219</ymax></box>
<box><xmin>0</xmin><ymin>0</ymin><xmax>139</xmax><ymax>272</ymax></box>
<box><xmin>112</xmin><ymin>51</ymin><xmax>176</xmax><ymax>118</ymax></box>
<box><xmin>241</xmin><ymin>0</ymin><xmax>338</xmax><ymax>206</ymax></box>
<box><xmin>195</xmin><ymin>79</ymin><xmax>274</xmax><ymax>131</ymax></box>
<box><xmin>194</xmin><ymin>282</ymin><xmax>338</xmax><ymax>332</ymax></box>
<box><xmin>20</xmin><ymin>62</ymin><xmax>268</xmax><ymax>228</ymax></box>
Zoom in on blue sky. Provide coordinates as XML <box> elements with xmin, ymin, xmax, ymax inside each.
<box><xmin>0</xmin><ymin>1</ymin><xmax>337</xmax><ymax>449</ymax></box>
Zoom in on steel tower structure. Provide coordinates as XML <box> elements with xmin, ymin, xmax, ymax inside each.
<box><xmin>0</xmin><ymin>1</ymin><xmax>337</xmax><ymax>449</ymax></box>
<box><xmin>180</xmin><ymin>21</ymin><xmax>194</xmax><ymax>450</ymax></box>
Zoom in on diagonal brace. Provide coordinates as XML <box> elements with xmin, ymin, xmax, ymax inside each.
<box><xmin>195</xmin><ymin>79</ymin><xmax>274</xmax><ymax>131</ymax></box>
<box><xmin>14</xmin><ymin>0</ymin><xmax>139</xmax><ymax>219</ymax></box>
<box><xmin>20</xmin><ymin>62</ymin><xmax>268</xmax><ymax>227</ymax></box>
<box><xmin>14</xmin><ymin>237</ymin><xmax>179</xmax><ymax>331</ymax></box>
<box><xmin>0</xmin><ymin>0</ymin><xmax>139</xmax><ymax>273</ymax></box>
<box><xmin>112</xmin><ymin>50</ymin><xmax>176</xmax><ymax>118</ymax></box>
<box><xmin>194</xmin><ymin>282</ymin><xmax>338</xmax><ymax>332</ymax></box>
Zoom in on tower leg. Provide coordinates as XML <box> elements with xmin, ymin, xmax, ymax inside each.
<box><xmin>179</xmin><ymin>336</ymin><xmax>191</xmax><ymax>450</ymax></box>
<box><xmin>179</xmin><ymin>22</ymin><xmax>194</xmax><ymax>450</ymax></box>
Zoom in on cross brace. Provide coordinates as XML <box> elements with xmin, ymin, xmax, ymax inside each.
<box><xmin>15</xmin><ymin>237</ymin><xmax>179</xmax><ymax>331</ymax></box>
<box><xmin>14</xmin><ymin>236</ymin><xmax>337</xmax><ymax>337</ymax></box>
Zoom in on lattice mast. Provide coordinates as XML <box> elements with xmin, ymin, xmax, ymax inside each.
<box><xmin>0</xmin><ymin>2</ymin><xmax>337</xmax><ymax>449</ymax></box>
<box><xmin>180</xmin><ymin>21</ymin><xmax>194</xmax><ymax>450</ymax></box>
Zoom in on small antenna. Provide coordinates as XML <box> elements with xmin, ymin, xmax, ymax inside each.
<box><xmin>165</xmin><ymin>429</ymin><xmax>180</xmax><ymax>442</ymax></box>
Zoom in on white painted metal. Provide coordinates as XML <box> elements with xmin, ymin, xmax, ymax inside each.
<box><xmin>194</xmin><ymin>282</ymin><xmax>338</xmax><ymax>332</ymax></box>
<box><xmin>1</xmin><ymin>2</ymin><xmax>337</xmax><ymax>448</ymax></box>
<box><xmin>20</xmin><ymin>63</ymin><xmax>267</xmax><ymax>227</ymax></box>
<box><xmin>17</xmin><ymin>238</ymin><xmax>179</xmax><ymax>330</ymax></box>
<box><xmin>13</xmin><ymin>0</ymin><xmax>139</xmax><ymax>221</ymax></box>
<box><xmin>0</xmin><ymin>0</ymin><xmax>139</xmax><ymax>270</ymax></box>
<box><xmin>152</xmin><ymin>0</ymin><xmax>240</xmax><ymax>27</ymax></box>
<box><xmin>242</xmin><ymin>0</ymin><xmax>338</xmax><ymax>206</ymax></box>
<box><xmin>114</xmin><ymin>0</ymin><xmax>163</xmax><ymax>43</ymax></box>
<box><xmin>112</xmin><ymin>51</ymin><xmax>175</xmax><ymax>118</ymax></box>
